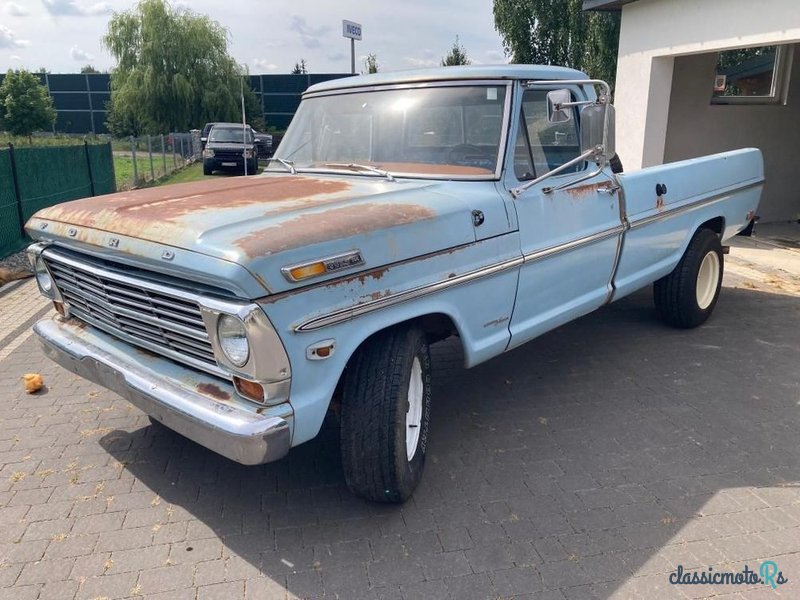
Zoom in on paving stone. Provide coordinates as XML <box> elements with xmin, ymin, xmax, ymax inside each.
<box><xmin>1</xmin><ymin>279</ymin><xmax>799</xmax><ymax>600</ymax></box>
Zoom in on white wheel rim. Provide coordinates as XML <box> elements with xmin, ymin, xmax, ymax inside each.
<box><xmin>696</xmin><ymin>251</ymin><xmax>720</xmax><ymax>310</ymax></box>
<box><xmin>406</xmin><ymin>357</ymin><xmax>423</xmax><ymax>462</ymax></box>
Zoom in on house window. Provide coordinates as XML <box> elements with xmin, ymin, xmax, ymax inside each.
<box><xmin>711</xmin><ymin>45</ymin><xmax>791</xmax><ymax>105</ymax></box>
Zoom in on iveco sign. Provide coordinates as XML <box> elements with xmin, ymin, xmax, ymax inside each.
<box><xmin>342</xmin><ymin>20</ymin><xmax>362</xmax><ymax>40</ymax></box>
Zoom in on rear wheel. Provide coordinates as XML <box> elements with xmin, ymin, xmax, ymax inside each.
<box><xmin>654</xmin><ymin>228</ymin><xmax>723</xmax><ymax>328</ymax></box>
<box><xmin>340</xmin><ymin>326</ymin><xmax>432</xmax><ymax>503</ymax></box>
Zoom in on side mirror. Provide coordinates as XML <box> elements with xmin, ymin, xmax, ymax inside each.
<box><xmin>580</xmin><ymin>102</ymin><xmax>616</xmax><ymax>161</ymax></box>
<box><xmin>546</xmin><ymin>89</ymin><xmax>573</xmax><ymax>123</ymax></box>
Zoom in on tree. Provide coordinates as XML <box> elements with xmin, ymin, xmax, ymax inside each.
<box><xmin>441</xmin><ymin>36</ymin><xmax>471</xmax><ymax>66</ymax></box>
<box><xmin>81</xmin><ymin>65</ymin><xmax>100</xmax><ymax>74</ymax></box>
<box><xmin>103</xmin><ymin>0</ymin><xmax>261</xmax><ymax>135</ymax></box>
<box><xmin>291</xmin><ymin>59</ymin><xmax>308</xmax><ymax>74</ymax></box>
<box><xmin>364</xmin><ymin>53</ymin><xmax>379</xmax><ymax>74</ymax></box>
<box><xmin>0</xmin><ymin>69</ymin><xmax>56</xmax><ymax>142</ymax></box>
<box><xmin>493</xmin><ymin>0</ymin><xmax>620</xmax><ymax>89</ymax></box>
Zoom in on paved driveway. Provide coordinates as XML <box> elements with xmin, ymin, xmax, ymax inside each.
<box><xmin>1</xmin><ymin>265</ymin><xmax>799</xmax><ymax>600</ymax></box>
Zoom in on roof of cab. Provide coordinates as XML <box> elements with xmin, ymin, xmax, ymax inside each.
<box><xmin>304</xmin><ymin>64</ymin><xmax>589</xmax><ymax>95</ymax></box>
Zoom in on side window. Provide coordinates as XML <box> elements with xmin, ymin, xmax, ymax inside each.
<box><xmin>514</xmin><ymin>89</ymin><xmax>582</xmax><ymax>180</ymax></box>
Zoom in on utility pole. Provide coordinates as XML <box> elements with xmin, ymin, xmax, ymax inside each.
<box><xmin>241</xmin><ymin>66</ymin><xmax>248</xmax><ymax>176</ymax></box>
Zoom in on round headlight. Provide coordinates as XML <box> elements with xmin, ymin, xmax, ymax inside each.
<box><xmin>217</xmin><ymin>315</ymin><xmax>249</xmax><ymax>367</ymax></box>
<box><xmin>35</xmin><ymin>257</ymin><xmax>53</xmax><ymax>294</ymax></box>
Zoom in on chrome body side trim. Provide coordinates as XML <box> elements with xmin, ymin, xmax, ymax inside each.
<box><xmin>296</xmin><ymin>256</ymin><xmax>524</xmax><ymax>332</ymax></box>
<box><xmin>34</xmin><ymin>318</ymin><xmax>292</xmax><ymax>465</ymax></box>
<box><xmin>627</xmin><ymin>179</ymin><xmax>764</xmax><ymax>230</ymax></box>
<box><xmin>522</xmin><ymin>225</ymin><xmax>624</xmax><ymax>264</ymax></box>
<box><xmin>295</xmin><ymin>224</ymin><xmax>625</xmax><ymax>332</ymax></box>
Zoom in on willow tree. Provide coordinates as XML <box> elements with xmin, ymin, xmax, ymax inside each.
<box><xmin>493</xmin><ymin>0</ymin><xmax>620</xmax><ymax>89</ymax></box>
<box><xmin>103</xmin><ymin>0</ymin><xmax>262</xmax><ymax>135</ymax></box>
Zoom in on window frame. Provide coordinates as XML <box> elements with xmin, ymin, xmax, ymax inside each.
<box><xmin>711</xmin><ymin>44</ymin><xmax>793</xmax><ymax>106</ymax></box>
<box><xmin>513</xmin><ymin>87</ymin><xmax>585</xmax><ymax>182</ymax></box>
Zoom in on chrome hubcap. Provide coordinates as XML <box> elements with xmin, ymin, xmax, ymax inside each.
<box><xmin>696</xmin><ymin>250</ymin><xmax>720</xmax><ymax>310</ymax></box>
<box><xmin>406</xmin><ymin>357</ymin><xmax>423</xmax><ymax>461</ymax></box>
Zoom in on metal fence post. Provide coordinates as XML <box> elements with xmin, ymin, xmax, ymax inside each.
<box><xmin>160</xmin><ymin>134</ymin><xmax>167</xmax><ymax>176</ymax></box>
<box><xmin>7</xmin><ymin>143</ymin><xmax>25</xmax><ymax>236</ymax></box>
<box><xmin>180</xmin><ymin>136</ymin><xmax>185</xmax><ymax>163</ymax></box>
<box><xmin>130</xmin><ymin>136</ymin><xmax>138</xmax><ymax>188</ymax></box>
<box><xmin>172</xmin><ymin>135</ymin><xmax>177</xmax><ymax>170</ymax></box>
<box><xmin>147</xmin><ymin>134</ymin><xmax>155</xmax><ymax>181</ymax></box>
<box><xmin>83</xmin><ymin>140</ymin><xmax>96</xmax><ymax>197</ymax></box>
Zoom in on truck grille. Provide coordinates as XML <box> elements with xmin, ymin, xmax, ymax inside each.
<box><xmin>43</xmin><ymin>252</ymin><xmax>219</xmax><ymax>374</ymax></box>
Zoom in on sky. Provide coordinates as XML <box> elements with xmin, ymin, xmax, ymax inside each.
<box><xmin>0</xmin><ymin>0</ymin><xmax>509</xmax><ymax>74</ymax></box>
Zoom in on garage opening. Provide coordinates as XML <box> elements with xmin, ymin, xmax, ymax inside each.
<box><xmin>663</xmin><ymin>43</ymin><xmax>800</xmax><ymax>225</ymax></box>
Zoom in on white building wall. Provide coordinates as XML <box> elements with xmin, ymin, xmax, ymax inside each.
<box><xmin>615</xmin><ymin>0</ymin><xmax>800</xmax><ymax>170</ymax></box>
<box><xmin>663</xmin><ymin>48</ymin><xmax>800</xmax><ymax>223</ymax></box>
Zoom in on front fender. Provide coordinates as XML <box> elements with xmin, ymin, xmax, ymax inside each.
<box><xmin>260</xmin><ymin>233</ymin><xmax>521</xmax><ymax>445</ymax></box>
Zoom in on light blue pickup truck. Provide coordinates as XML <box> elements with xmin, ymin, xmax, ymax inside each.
<box><xmin>26</xmin><ymin>66</ymin><xmax>762</xmax><ymax>502</ymax></box>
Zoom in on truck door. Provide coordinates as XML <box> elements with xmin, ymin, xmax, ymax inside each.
<box><xmin>506</xmin><ymin>86</ymin><xmax>624</xmax><ymax>349</ymax></box>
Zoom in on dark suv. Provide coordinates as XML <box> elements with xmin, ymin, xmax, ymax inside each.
<box><xmin>202</xmin><ymin>123</ymin><xmax>258</xmax><ymax>175</ymax></box>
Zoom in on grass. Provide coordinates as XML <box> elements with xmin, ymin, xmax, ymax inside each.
<box><xmin>113</xmin><ymin>154</ymin><xmax>194</xmax><ymax>190</ymax></box>
<box><xmin>150</xmin><ymin>162</ymin><xmax>206</xmax><ymax>186</ymax></box>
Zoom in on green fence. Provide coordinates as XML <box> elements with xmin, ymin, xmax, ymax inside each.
<box><xmin>0</xmin><ymin>142</ymin><xmax>115</xmax><ymax>259</ymax></box>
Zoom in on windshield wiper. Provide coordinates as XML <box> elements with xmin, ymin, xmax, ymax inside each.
<box><xmin>266</xmin><ymin>157</ymin><xmax>297</xmax><ymax>174</ymax></box>
<box><xmin>320</xmin><ymin>162</ymin><xmax>395</xmax><ymax>182</ymax></box>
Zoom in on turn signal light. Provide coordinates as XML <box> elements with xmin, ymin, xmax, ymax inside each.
<box><xmin>288</xmin><ymin>262</ymin><xmax>327</xmax><ymax>281</ymax></box>
<box><xmin>233</xmin><ymin>376</ymin><xmax>266</xmax><ymax>403</ymax></box>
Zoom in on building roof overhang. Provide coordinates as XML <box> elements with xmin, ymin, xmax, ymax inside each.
<box><xmin>582</xmin><ymin>0</ymin><xmax>641</xmax><ymax>11</ymax></box>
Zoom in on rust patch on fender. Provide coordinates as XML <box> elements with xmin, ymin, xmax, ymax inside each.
<box><xmin>34</xmin><ymin>176</ymin><xmax>352</xmax><ymax>236</ymax></box>
<box><xmin>562</xmin><ymin>182</ymin><xmax>612</xmax><ymax>198</ymax></box>
<box><xmin>236</xmin><ymin>203</ymin><xmax>436</xmax><ymax>258</ymax></box>
<box><xmin>367</xmin><ymin>289</ymin><xmax>391</xmax><ymax>301</ymax></box>
<box><xmin>656</xmin><ymin>196</ymin><xmax>665</xmax><ymax>211</ymax></box>
<box><xmin>197</xmin><ymin>383</ymin><xmax>231</xmax><ymax>401</ymax></box>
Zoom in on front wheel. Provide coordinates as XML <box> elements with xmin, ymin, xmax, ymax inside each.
<box><xmin>340</xmin><ymin>326</ymin><xmax>432</xmax><ymax>503</ymax></box>
<box><xmin>654</xmin><ymin>228</ymin><xmax>723</xmax><ymax>328</ymax></box>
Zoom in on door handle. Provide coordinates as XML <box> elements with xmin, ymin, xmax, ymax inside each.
<box><xmin>598</xmin><ymin>185</ymin><xmax>621</xmax><ymax>195</ymax></box>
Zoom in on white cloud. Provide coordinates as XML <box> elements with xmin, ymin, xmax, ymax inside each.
<box><xmin>69</xmin><ymin>45</ymin><xmax>93</xmax><ymax>61</ymax></box>
<box><xmin>0</xmin><ymin>24</ymin><xmax>29</xmax><ymax>48</ymax></box>
<box><xmin>404</xmin><ymin>56</ymin><xmax>438</xmax><ymax>68</ymax></box>
<box><xmin>41</xmin><ymin>0</ymin><xmax>111</xmax><ymax>16</ymax></box>
<box><xmin>485</xmin><ymin>49</ymin><xmax>506</xmax><ymax>62</ymax></box>
<box><xmin>252</xmin><ymin>58</ymin><xmax>278</xmax><ymax>72</ymax></box>
<box><xmin>5</xmin><ymin>2</ymin><xmax>29</xmax><ymax>16</ymax></box>
<box><xmin>10</xmin><ymin>54</ymin><xmax>21</xmax><ymax>61</ymax></box>
<box><xmin>289</xmin><ymin>15</ymin><xmax>331</xmax><ymax>50</ymax></box>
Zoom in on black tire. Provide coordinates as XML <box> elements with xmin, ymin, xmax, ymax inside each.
<box><xmin>148</xmin><ymin>415</ymin><xmax>167</xmax><ymax>429</ymax></box>
<box><xmin>609</xmin><ymin>153</ymin><xmax>624</xmax><ymax>174</ymax></box>
<box><xmin>203</xmin><ymin>162</ymin><xmax>213</xmax><ymax>176</ymax></box>
<box><xmin>340</xmin><ymin>326</ymin><xmax>432</xmax><ymax>503</ymax></box>
<box><xmin>654</xmin><ymin>228</ymin><xmax>723</xmax><ymax>328</ymax></box>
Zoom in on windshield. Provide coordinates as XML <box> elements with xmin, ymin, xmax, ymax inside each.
<box><xmin>209</xmin><ymin>127</ymin><xmax>253</xmax><ymax>144</ymax></box>
<box><xmin>269</xmin><ymin>85</ymin><xmax>508</xmax><ymax>178</ymax></box>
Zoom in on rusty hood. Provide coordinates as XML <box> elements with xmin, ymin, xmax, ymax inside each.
<box><xmin>27</xmin><ymin>173</ymin><xmax>478</xmax><ymax>295</ymax></box>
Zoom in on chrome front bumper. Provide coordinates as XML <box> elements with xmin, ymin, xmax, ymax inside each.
<box><xmin>34</xmin><ymin>317</ymin><xmax>292</xmax><ymax>465</ymax></box>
